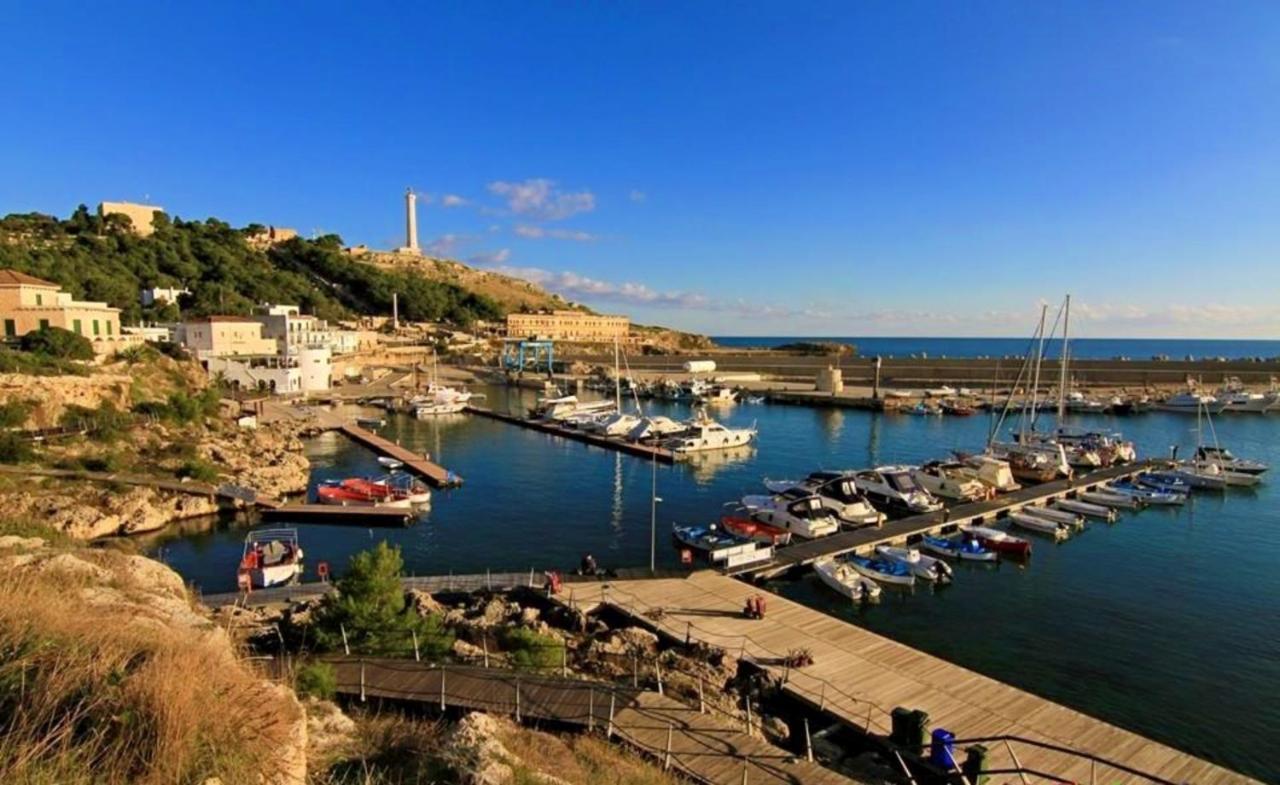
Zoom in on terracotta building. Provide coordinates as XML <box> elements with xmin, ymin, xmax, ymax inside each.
<box><xmin>506</xmin><ymin>310</ymin><xmax>630</xmax><ymax>342</ymax></box>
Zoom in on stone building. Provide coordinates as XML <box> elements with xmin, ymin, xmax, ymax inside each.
<box><xmin>97</xmin><ymin>201</ymin><xmax>165</xmax><ymax>236</ymax></box>
<box><xmin>506</xmin><ymin>310</ymin><xmax>630</xmax><ymax>342</ymax></box>
<box><xmin>0</xmin><ymin>269</ymin><xmax>134</xmax><ymax>354</ymax></box>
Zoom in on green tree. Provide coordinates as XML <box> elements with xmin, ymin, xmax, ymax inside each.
<box><xmin>18</xmin><ymin>326</ymin><xmax>94</xmax><ymax>361</ymax></box>
<box><xmin>313</xmin><ymin>542</ymin><xmax>454</xmax><ymax>657</ymax></box>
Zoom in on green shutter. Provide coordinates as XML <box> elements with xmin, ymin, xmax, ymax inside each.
<box><xmin>38</xmin><ymin>319</ymin><xmax>49</xmax><ymax>330</ymax></box>
<box><xmin>73</xmin><ymin>319</ymin><xmax>82</xmax><ymax>335</ymax></box>
<box><xmin>92</xmin><ymin>320</ymin><xmax>100</xmax><ymax>336</ymax></box>
<box><xmin>3</xmin><ymin>320</ymin><xmax>14</xmax><ymax>337</ymax></box>
<box><xmin>106</xmin><ymin>321</ymin><xmax>113</xmax><ymax>336</ymax></box>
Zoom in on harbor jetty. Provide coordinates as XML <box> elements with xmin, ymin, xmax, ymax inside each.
<box><xmin>466</xmin><ymin>405</ymin><xmax>681</xmax><ymax>464</ymax></box>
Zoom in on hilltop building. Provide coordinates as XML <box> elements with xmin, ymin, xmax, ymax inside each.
<box><xmin>246</xmin><ymin>226</ymin><xmax>299</xmax><ymax>248</ymax></box>
<box><xmin>0</xmin><ymin>269</ymin><xmax>135</xmax><ymax>354</ymax></box>
<box><xmin>140</xmin><ymin>286</ymin><xmax>190</xmax><ymax>307</ymax></box>
<box><xmin>97</xmin><ymin>201</ymin><xmax>164</xmax><ymax>236</ymax></box>
<box><xmin>395</xmin><ymin>188</ymin><xmax>421</xmax><ymax>255</ymax></box>
<box><xmin>506</xmin><ymin>310</ymin><xmax>630</xmax><ymax>342</ymax></box>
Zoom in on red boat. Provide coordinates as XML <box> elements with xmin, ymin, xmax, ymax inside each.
<box><xmin>965</xmin><ymin>525</ymin><xmax>1032</xmax><ymax>558</ymax></box>
<box><xmin>720</xmin><ymin>515</ymin><xmax>792</xmax><ymax>546</ymax></box>
<box><xmin>316</xmin><ymin>481</ymin><xmax>412</xmax><ymax>508</ymax></box>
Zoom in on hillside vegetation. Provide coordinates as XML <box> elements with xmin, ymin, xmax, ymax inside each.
<box><xmin>0</xmin><ymin>207</ymin><xmax>502</xmax><ymax>326</ymax></box>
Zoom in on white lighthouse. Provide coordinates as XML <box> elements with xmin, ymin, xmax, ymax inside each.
<box><xmin>399</xmin><ymin>188</ymin><xmax>421</xmax><ymax>255</ymax></box>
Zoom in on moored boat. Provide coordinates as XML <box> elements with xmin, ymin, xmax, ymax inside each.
<box><xmin>237</xmin><ymin>528</ymin><xmax>304</xmax><ymax>589</ymax></box>
<box><xmin>1194</xmin><ymin>446</ymin><xmax>1268</xmax><ymax>475</ymax></box>
<box><xmin>1021</xmin><ymin>506</ymin><xmax>1084</xmax><ymax>530</ymax></box>
<box><xmin>672</xmin><ymin>523</ymin><xmax>773</xmax><ymax>569</ymax></box>
<box><xmin>719</xmin><ymin>515</ymin><xmax>793</xmax><ymax>546</ymax></box>
<box><xmin>853</xmin><ymin>466</ymin><xmax>944</xmax><ymax>518</ymax></box>
<box><xmin>911</xmin><ymin>461</ymin><xmax>990</xmax><ymax>502</ymax></box>
<box><xmin>813</xmin><ymin>558</ymin><xmax>882</xmax><ymax>601</ymax></box>
<box><xmin>847</xmin><ymin>555</ymin><xmax>916</xmax><ymax>586</ymax></box>
<box><xmin>1079</xmin><ymin>490</ymin><xmax>1143</xmax><ymax>509</ymax></box>
<box><xmin>919</xmin><ymin>534</ymin><xmax>997</xmax><ymax>562</ymax></box>
<box><xmin>763</xmin><ymin>472</ymin><xmax>882</xmax><ymax>527</ymax></box>
<box><xmin>963</xmin><ymin>525</ymin><xmax>1033</xmax><ymax>557</ymax></box>
<box><xmin>874</xmin><ymin>545</ymin><xmax>953</xmax><ymax>583</ymax></box>
<box><xmin>739</xmin><ymin>489</ymin><xmax>841</xmax><ymax>539</ymax></box>
<box><xmin>1052</xmin><ymin>498</ymin><xmax>1116</xmax><ymax>521</ymax></box>
<box><xmin>1108</xmin><ymin>481</ymin><xmax>1185</xmax><ymax>505</ymax></box>
<box><xmin>1008</xmin><ymin>511</ymin><xmax>1069</xmax><ymax>540</ymax></box>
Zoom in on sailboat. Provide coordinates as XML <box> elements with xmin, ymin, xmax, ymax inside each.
<box><xmin>1173</xmin><ymin>401</ymin><xmax>1263</xmax><ymax>487</ymax></box>
<box><xmin>412</xmin><ymin>353</ymin><xmax>475</xmax><ymax>417</ymax></box>
<box><xmin>583</xmin><ymin>340</ymin><xmax>643</xmax><ymax>437</ymax></box>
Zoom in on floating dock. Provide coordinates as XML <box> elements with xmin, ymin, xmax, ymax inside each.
<box><xmin>338</xmin><ymin>423</ymin><xmax>463</xmax><ymax>487</ymax></box>
<box><xmin>259</xmin><ymin>503</ymin><xmax>414</xmax><ymax>527</ymax></box>
<box><xmin>737</xmin><ymin>461</ymin><xmax>1159</xmax><ymax>578</ymax></box>
<box><xmin>466</xmin><ymin>406</ymin><xmax>680</xmax><ymax>464</ymax></box>
<box><xmin>562</xmin><ymin>572</ymin><xmax>1259</xmax><ymax>785</ymax></box>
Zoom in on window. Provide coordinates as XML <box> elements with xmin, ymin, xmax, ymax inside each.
<box><xmin>38</xmin><ymin>319</ymin><xmax>49</xmax><ymax>330</ymax></box>
<box><xmin>106</xmin><ymin>321</ymin><xmax>112</xmax><ymax>336</ymax></box>
<box><xmin>35</xmin><ymin>294</ymin><xmax>42</xmax><ymax>306</ymax></box>
<box><xmin>72</xmin><ymin>319</ymin><xmax>82</xmax><ymax>335</ymax></box>
<box><xmin>92</xmin><ymin>320</ymin><xmax>100</xmax><ymax>336</ymax></box>
<box><xmin>3</xmin><ymin>320</ymin><xmax>14</xmax><ymax>337</ymax></box>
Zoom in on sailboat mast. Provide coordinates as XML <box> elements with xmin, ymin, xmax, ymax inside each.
<box><xmin>1025</xmin><ymin>304</ymin><xmax>1048</xmax><ymax>436</ymax></box>
<box><xmin>613</xmin><ymin>338</ymin><xmax>621</xmax><ymax>410</ymax></box>
<box><xmin>1057</xmin><ymin>294</ymin><xmax>1071</xmax><ymax>424</ymax></box>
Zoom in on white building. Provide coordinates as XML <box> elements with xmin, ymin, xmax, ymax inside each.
<box><xmin>122</xmin><ymin>324</ymin><xmax>175</xmax><ymax>343</ymax></box>
<box><xmin>141</xmin><ymin>286</ymin><xmax>191</xmax><ymax>307</ymax></box>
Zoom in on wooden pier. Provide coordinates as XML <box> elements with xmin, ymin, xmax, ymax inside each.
<box><xmin>738</xmin><ymin>461</ymin><xmax>1159</xmax><ymax>578</ymax></box>
<box><xmin>260</xmin><ymin>503</ymin><xmax>414</xmax><ymax>527</ymax></box>
<box><xmin>562</xmin><ymin>572</ymin><xmax>1259</xmax><ymax>785</ymax></box>
<box><xmin>466</xmin><ymin>406</ymin><xmax>681</xmax><ymax>464</ymax></box>
<box><xmin>330</xmin><ymin>658</ymin><xmax>856</xmax><ymax>785</ymax></box>
<box><xmin>338</xmin><ymin>423</ymin><xmax>463</xmax><ymax>487</ymax></box>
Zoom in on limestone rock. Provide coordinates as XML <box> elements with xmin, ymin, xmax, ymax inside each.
<box><xmin>304</xmin><ymin>697</ymin><xmax>357</xmax><ymax>763</ymax></box>
<box><xmin>518</xmin><ymin>606</ymin><xmax>541</xmax><ymax>626</ymax></box>
<box><xmin>615</xmin><ymin>626</ymin><xmax>659</xmax><ymax>653</ymax></box>
<box><xmin>452</xmin><ymin>639</ymin><xmax>487</xmax><ymax>662</ymax></box>
<box><xmin>761</xmin><ymin>714</ymin><xmax>790</xmax><ymax>743</ymax></box>
<box><xmin>407</xmin><ymin>588</ymin><xmax>445</xmax><ymax>617</ymax></box>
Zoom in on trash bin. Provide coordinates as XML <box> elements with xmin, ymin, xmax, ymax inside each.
<box><xmin>890</xmin><ymin>707</ymin><xmax>929</xmax><ymax>750</ymax></box>
<box><xmin>930</xmin><ymin>728</ymin><xmax>956</xmax><ymax>769</ymax></box>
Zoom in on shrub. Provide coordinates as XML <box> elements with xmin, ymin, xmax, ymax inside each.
<box><xmin>18</xmin><ymin>326</ymin><xmax>95</xmax><ymax>361</ymax></box>
<box><xmin>59</xmin><ymin>401</ymin><xmax>131</xmax><ymax>441</ymax></box>
<box><xmin>176</xmin><ymin>458</ymin><xmax>219</xmax><ymax>483</ymax></box>
<box><xmin>0</xmin><ymin>431</ymin><xmax>33</xmax><ymax>464</ymax></box>
<box><xmin>0</xmin><ymin>349</ymin><xmax>89</xmax><ymax>376</ymax></box>
<box><xmin>0</xmin><ymin>517</ymin><xmax>71</xmax><ymax>546</ymax></box>
<box><xmin>499</xmin><ymin>627</ymin><xmax>566</xmax><ymax>671</ymax></box>
<box><xmin>294</xmin><ymin>661</ymin><xmax>337</xmax><ymax>700</ymax></box>
<box><xmin>0</xmin><ymin>399</ymin><xmax>34</xmax><ymax>429</ymax></box>
<box><xmin>313</xmin><ymin>542</ymin><xmax>454</xmax><ymax>657</ymax></box>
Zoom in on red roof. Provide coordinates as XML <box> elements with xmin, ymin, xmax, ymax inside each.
<box><xmin>0</xmin><ymin>269</ymin><xmax>59</xmax><ymax>288</ymax></box>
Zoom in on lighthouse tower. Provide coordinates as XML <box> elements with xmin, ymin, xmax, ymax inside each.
<box><xmin>398</xmin><ymin>188</ymin><xmax>421</xmax><ymax>255</ymax></box>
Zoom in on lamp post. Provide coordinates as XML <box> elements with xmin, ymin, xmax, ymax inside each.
<box><xmin>649</xmin><ymin>452</ymin><xmax>662</xmax><ymax>573</ymax></box>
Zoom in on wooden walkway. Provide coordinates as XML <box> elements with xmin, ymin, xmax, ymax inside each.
<box><xmin>338</xmin><ymin>423</ymin><xmax>463</xmax><ymax>487</ymax></box>
<box><xmin>467</xmin><ymin>406</ymin><xmax>681</xmax><ymax>464</ymax></box>
<box><xmin>562</xmin><ymin>572</ymin><xmax>1258</xmax><ymax>785</ymax></box>
<box><xmin>330</xmin><ymin>658</ymin><xmax>858</xmax><ymax>785</ymax></box>
<box><xmin>740</xmin><ymin>461</ymin><xmax>1158</xmax><ymax>577</ymax></box>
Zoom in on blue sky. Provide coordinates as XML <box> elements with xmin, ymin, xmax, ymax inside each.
<box><xmin>3</xmin><ymin>2</ymin><xmax>1279</xmax><ymax>337</ymax></box>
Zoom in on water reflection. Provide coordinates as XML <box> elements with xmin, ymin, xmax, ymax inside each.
<box><xmin>682</xmin><ymin>444</ymin><xmax>756</xmax><ymax>484</ymax></box>
<box><xmin>817</xmin><ymin>407</ymin><xmax>845</xmax><ymax>442</ymax></box>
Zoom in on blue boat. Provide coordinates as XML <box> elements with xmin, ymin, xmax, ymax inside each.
<box><xmin>920</xmin><ymin>534</ymin><xmax>998</xmax><ymax>562</ymax></box>
<box><xmin>1110</xmin><ymin>480</ymin><xmax>1186</xmax><ymax>505</ymax></box>
<box><xmin>847</xmin><ymin>555</ymin><xmax>915</xmax><ymax>585</ymax></box>
<box><xmin>1136</xmin><ymin>472</ymin><xmax>1192</xmax><ymax>494</ymax></box>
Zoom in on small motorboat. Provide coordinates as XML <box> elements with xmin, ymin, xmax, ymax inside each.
<box><xmin>1169</xmin><ymin>463</ymin><xmax>1228</xmax><ymax>490</ymax></box>
<box><xmin>1194</xmin><ymin>446</ymin><xmax>1268</xmax><ymax>476</ymax></box>
<box><xmin>1080</xmin><ymin>490</ymin><xmax>1143</xmax><ymax>509</ymax></box>
<box><xmin>874</xmin><ymin>546</ymin><xmax>953</xmax><ymax>583</ymax></box>
<box><xmin>356</xmin><ymin>416</ymin><xmax>386</xmax><ymax>428</ymax></box>
<box><xmin>963</xmin><ymin>525</ymin><xmax>1033</xmax><ymax>557</ymax></box>
<box><xmin>1008</xmin><ymin>511</ymin><xmax>1069</xmax><ymax>540</ymax></box>
<box><xmin>1108</xmin><ymin>481</ymin><xmax>1185</xmax><ymax>505</ymax></box>
<box><xmin>919</xmin><ymin>534</ymin><xmax>997</xmax><ymax>562</ymax></box>
<box><xmin>939</xmin><ymin>400</ymin><xmax>976</xmax><ymax>416</ymax></box>
<box><xmin>743</xmin><ymin>395</ymin><xmax>766</xmax><ymax>405</ymax></box>
<box><xmin>906</xmin><ymin>402</ymin><xmax>942</xmax><ymax>416</ymax></box>
<box><xmin>813</xmin><ymin>558</ymin><xmax>882</xmax><ymax>602</ymax></box>
<box><xmin>316</xmin><ymin>481</ymin><xmax>413</xmax><ymax>508</ymax></box>
<box><xmin>672</xmin><ymin>523</ymin><xmax>773</xmax><ymax>569</ymax></box>
<box><xmin>764</xmin><ymin>472</ymin><xmax>883</xmax><ymax>527</ymax></box>
<box><xmin>739</xmin><ymin>490</ymin><xmax>841</xmax><ymax>539</ymax></box>
<box><xmin>1052</xmin><ymin>498</ymin><xmax>1116</xmax><ymax>521</ymax></box>
<box><xmin>1135</xmin><ymin>472</ymin><xmax>1192</xmax><ymax>495</ymax></box>
<box><xmin>719</xmin><ymin>515</ymin><xmax>793</xmax><ymax>546</ymax></box>
<box><xmin>847</xmin><ymin>555</ymin><xmax>916</xmax><ymax>586</ymax></box>
<box><xmin>377</xmin><ymin>457</ymin><xmax>404</xmax><ymax>470</ymax></box>
<box><xmin>237</xmin><ymin>528</ymin><xmax>304</xmax><ymax>589</ymax></box>
<box><xmin>1020</xmin><ymin>506</ymin><xmax>1084</xmax><ymax>530</ymax></box>
<box><xmin>911</xmin><ymin>461</ymin><xmax>990</xmax><ymax>502</ymax></box>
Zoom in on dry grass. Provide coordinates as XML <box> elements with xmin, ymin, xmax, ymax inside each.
<box><xmin>499</xmin><ymin>724</ymin><xmax>683</xmax><ymax>785</ymax></box>
<box><xmin>0</xmin><ymin>552</ymin><xmax>300</xmax><ymax>785</ymax></box>
<box><xmin>309</xmin><ymin>713</ymin><xmax>455</xmax><ymax>785</ymax></box>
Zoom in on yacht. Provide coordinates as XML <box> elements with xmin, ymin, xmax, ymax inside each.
<box><xmin>911</xmin><ymin>461</ymin><xmax>989</xmax><ymax>501</ymax></box>
<box><xmin>529</xmin><ymin>394</ymin><xmax>616</xmax><ymax>422</ymax></box>
<box><xmin>1064</xmin><ymin>391</ymin><xmax>1107</xmax><ymax>413</ymax></box>
<box><xmin>626</xmin><ymin>415</ymin><xmax>687</xmax><ymax>442</ymax></box>
<box><xmin>763</xmin><ymin>471</ymin><xmax>883</xmax><ymax>527</ymax></box>
<box><xmin>1194</xmin><ymin>446</ymin><xmax>1268</xmax><ymax>475</ymax></box>
<box><xmin>989</xmin><ymin>441</ymin><xmax>1071</xmax><ymax>482</ymax></box>
<box><xmin>662</xmin><ymin>409</ymin><xmax>756</xmax><ymax>453</ymax></box>
<box><xmin>1217</xmin><ymin>380</ymin><xmax>1271</xmax><ymax>413</ymax></box>
<box><xmin>738</xmin><ymin>489</ymin><xmax>840</xmax><ymax>539</ymax></box>
<box><xmin>584</xmin><ymin>411</ymin><xmax>643</xmax><ymax>438</ymax></box>
<box><xmin>853</xmin><ymin>466</ymin><xmax>944</xmax><ymax>518</ymax></box>
<box><xmin>952</xmin><ymin>452</ymin><xmax>1021</xmax><ymax>493</ymax></box>
<box><xmin>1157</xmin><ymin>391</ymin><xmax>1227</xmax><ymax>414</ymax></box>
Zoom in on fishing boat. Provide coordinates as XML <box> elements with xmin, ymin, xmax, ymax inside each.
<box><xmin>906</xmin><ymin>402</ymin><xmax>942</xmax><ymax>416</ymax></box>
<box><xmin>355</xmin><ymin>416</ymin><xmax>386</xmax><ymax>428</ymax></box>
<box><xmin>952</xmin><ymin>452</ymin><xmax>1022</xmax><ymax>493</ymax></box>
<box><xmin>911</xmin><ymin>461</ymin><xmax>990</xmax><ymax>501</ymax></box>
<box><xmin>671</xmin><ymin>523</ymin><xmax>773</xmax><ymax>569</ymax></box>
<box><xmin>847</xmin><ymin>555</ymin><xmax>916</xmax><ymax>586</ymax></box>
<box><xmin>1107</xmin><ymin>481</ymin><xmax>1185</xmax><ymax>505</ymax></box>
<box><xmin>963</xmin><ymin>525</ymin><xmax>1033</xmax><ymax>557</ymax></box>
<box><xmin>237</xmin><ymin>528</ymin><xmax>304</xmax><ymax>589</ymax></box>
<box><xmin>663</xmin><ymin>409</ymin><xmax>756</xmax><ymax>453</ymax></box>
<box><xmin>1079</xmin><ymin>490</ymin><xmax>1143</xmax><ymax>509</ymax></box>
<box><xmin>738</xmin><ymin>489</ymin><xmax>841</xmax><ymax>539</ymax></box>
<box><xmin>763</xmin><ymin>472</ymin><xmax>883</xmax><ymax>527</ymax></box>
<box><xmin>1008</xmin><ymin>511</ymin><xmax>1069</xmax><ymax>540</ymax></box>
<box><xmin>853</xmin><ymin>466</ymin><xmax>944</xmax><ymax>518</ymax></box>
<box><xmin>719</xmin><ymin>515</ymin><xmax>793</xmax><ymax>546</ymax></box>
<box><xmin>919</xmin><ymin>534</ymin><xmax>997</xmax><ymax>562</ymax></box>
<box><xmin>1020</xmin><ymin>506</ymin><xmax>1084</xmax><ymax>530</ymax></box>
<box><xmin>697</xmin><ymin>386</ymin><xmax>737</xmax><ymax>406</ymax></box>
<box><xmin>874</xmin><ymin>546</ymin><xmax>953</xmax><ymax>583</ymax></box>
<box><xmin>1052</xmin><ymin>498</ymin><xmax>1116</xmax><ymax>521</ymax></box>
<box><xmin>940</xmin><ymin>400</ymin><xmax>976</xmax><ymax>416</ymax></box>
<box><xmin>813</xmin><ymin>558</ymin><xmax>882</xmax><ymax>601</ymax></box>
<box><xmin>1193</xmin><ymin>446</ymin><xmax>1269</xmax><ymax>475</ymax></box>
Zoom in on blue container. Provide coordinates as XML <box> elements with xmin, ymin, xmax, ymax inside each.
<box><xmin>930</xmin><ymin>728</ymin><xmax>956</xmax><ymax>769</ymax></box>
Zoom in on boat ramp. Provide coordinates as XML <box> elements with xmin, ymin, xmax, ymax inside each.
<box><xmin>466</xmin><ymin>406</ymin><xmax>681</xmax><ymax>464</ymax></box>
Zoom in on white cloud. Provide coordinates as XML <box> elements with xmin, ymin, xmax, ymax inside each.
<box><xmin>488</xmin><ymin>178</ymin><xmax>596</xmax><ymax>220</ymax></box>
<box><xmin>423</xmin><ymin>233</ymin><xmax>469</xmax><ymax>256</ymax></box>
<box><xmin>440</xmin><ymin>194</ymin><xmax>469</xmax><ymax>208</ymax></box>
<box><xmin>513</xmin><ymin>224</ymin><xmax>596</xmax><ymax>241</ymax></box>
<box><xmin>628</xmin><ymin>189</ymin><xmax>646</xmax><ymax>203</ymax></box>
<box><xmin>468</xmin><ymin>248</ymin><xmax>512</xmax><ymax>266</ymax></box>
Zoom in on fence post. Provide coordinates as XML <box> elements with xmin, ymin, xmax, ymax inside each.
<box><xmin>440</xmin><ymin>666</ymin><xmax>446</xmax><ymax>711</ymax></box>
<box><xmin>569</xmin><ymin>587</ymin><xmax>576</xmax><ymax>611</ymax></box>
<box><xmin>515</xmin><ymin>679</ymin><xmax>521</xmax><ymax>723</ymax></box>
<box><xmin>341</xmin><ymin>623</ymin><xmax>350</xmax><ymax>656</ymax></box>
<box><xmin>588</xmin><ymin>688</ymin><xmax>595</xmax><ymax>731</ymax></box>
<box><xmin>741</xmin><ymin>756</ymin><xmax>749</xmax><ymax>785</ymax></box>
<box><xmin>664</xmin><ymin>722</ymin><xmax>673</xmax><ymax>770</ymax></box>
<box><xmin>804</xmin><ymin>718</ymin><xmax>813</xmax><ymax>762</ymax></box>
<box><xmin>359</xmin><ymin>659</ymin><xmax>366</xmax><ymax>702</ymax></box>
<box><xmin>655</xmin><ymin>659</ymin><xmax>663</xmax><ymax>695</ymax></box>
<box><xmin>528</xmin><ymin>567</ymin><xmax>535</xmax><ymax>587</ymax></box>
<box><xmin>698</xmin><ymin>676</ymin><xmax>705</xmax><ymax>713</ymax></box>
<box><xmin>819</xmin><ymin>682</ymin><xmax>826</xmax><ymax>712</ymax></box>
<box><xmin>685</xmin><ymin>621</ymin><xmax>691</xmax><ymax>647</ymax></box>
<box><xmin>1003</xmin><ymin>740</ymin><xmax>1031</xmax><ymax>785</ymax></box>
<box><xmin>632</xmin><ymin>654</ymin><xmax>638</xmax><ymax>687</ymax></box>
<box><xmin>607</xmin><ymin>692</ymin><xmax>616</xmax><ymax>740</ymax></box>
<box><xmin>1090</xmin><ymin>759</ymin><xmax>1097</xmax><ymax>785</ymax></box>
<box><xmin>483</xmin><ymin>637</ymin><xmax>490</xmax><ymax>668</ymax></box>
<box><xmin>744</xmin><ymin>698</ymin><xmax>752</xmax><ymax>736</ymax></box>
<box><xmin>412</xmin><ymin>630</ymin><xmax>420</xmax><ymax>662</ymax></box>
<box><xmin>561</xmin><ymin>646</ymin><xmax>568</xmax><ymax>678</ymax></box>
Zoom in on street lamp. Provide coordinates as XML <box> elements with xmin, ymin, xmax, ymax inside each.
<box><xmin>649</xmin><ymin>452</ymin><xmax>663</xmax><ymax>573</ymax></box>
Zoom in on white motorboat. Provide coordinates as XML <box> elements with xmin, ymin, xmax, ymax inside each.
<box><xmin>847</xmin><ymin>555</ymin><xmax>916</xmax><ymax>586</ymax></box>
<box><xmin>697</xmin><ymin>386</ymin><xmax>737</xmax><ymax>405</ymax></box>
<box><xmin>1079</xmin><ymin>490</ymin><xmax>1143</xmax><ymax>509</ymax></box>
<box><xmin>1106</xmin><ymin>481</ymin><xmax>1185</xmax><ymax>505</ymax></box>
<box><xmin>415</xmin><ymin>398</ymin><xmax>467</xmax><ymax>417</ymax></box>
<box><xmin>663</xmin><ymin>409</ymin><xmax>756</xmax><ymax>453</ymax></box>
<box><xmin>1020</xmin><ymin>506</ymin><xmax>1084</xmax><ymax>530</ymax></box>
<box><xmin>911</xmin><ymin>461</ymin><xmax>990</xmax><ymax>502</ymax></box>
<box><xmin>1008</xmin><ymin>511</ymin><xmax>1069</xmax><ymax>540</ymax></box>
<box><xmin>627</xmin><ymin>415</ymin><xmax>687</xmax><ymax>442</ymax></box>
<box><xmin>585</xmin><ymin>412</ymin><xmax>643</xmax><ymax>438</ymax></box>
<box><xmin>1194</xmin><ymin>446</ymin><xmax>1268</xmax><ymax>475</ymax></box>
<box><xmin>739</xmin><ymin>489</ymin><xmax>841</xmax><ymax>539</ymax></box>
<box><xmin>1156</xmin><ymin>391</ymin><xmax>1226</xmax><ymax>414</ymax></box>
<box><xmin>1169</xmin><ymin>463</ymin><xmax>1228</xmax><ymax>490</ymax></box>
<box><xmin>853</xmin><ymin>466</ymin><xmax>944</xmax><ymax>518</ymax></box>
<box><xmin>377</xmin><ymin>457</ymin><xmax>404</xmax><ymax>470</ymax></box>
<box><xmin>813</xmin><ymin>558</ymin><xmax>882</xmax><ymax>602</ymax></box>
<box><xmin>1064</xmin><ymin>391</ymin><xmax>1107</xmax><ymax>413</ymax></box>
<box><xmin>1218</xmin><ymin>379</ymin><xmax>1271</xmax><ymax>413</ymax></box>
<box><xmin>1052</xmin><ymin>498</ymin><xmax>1116</xmax><ymax>521</ymax></box>
<box><xmin>237</xmin><ymin>528</ymin><xmax>304</xmax><ymax>589</ymax></box>
<box><xmin>763</xmin><ymin>472</ymin><xmax>883</xmax><ymax>527</ymax></box>
<box><xmin>953</xmin><ymin>453</ymin><xmax>1021</xmax><ymax>493</ymax></box>
<box><xmin>874</xmin><ymin>545</ymin><xmax>953</xmax><ymax>583</ymax></box>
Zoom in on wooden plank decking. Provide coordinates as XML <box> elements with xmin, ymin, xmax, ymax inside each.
<box><xmin>330</xmin><ymin>658</ymin><xmax>858</xmax><ymax>785</ymax></box>
<box><xmin>562</xmin><ymin>572</ymin><xmax>1258</xmax><ymax>785</ymax></box>
<box><xmin>466</xmin><ymin>406</ymin><xmax>681</xmax><ymax>464</ymax></box>
<box><xmin>338</xmin><ymin>423</ymin><xmax>463</xmax><ymax>487</ymax></box>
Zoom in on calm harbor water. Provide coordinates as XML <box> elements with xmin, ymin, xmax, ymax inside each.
<box><xmin>150</xmin><ymin>386</ymin><xmax>1280</xmax><ymax>782</ymax></box>
<box><xmin>713</xmin><ymin>335</ymin><xmax>1280</xmax><ymax>361</ymax></box>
